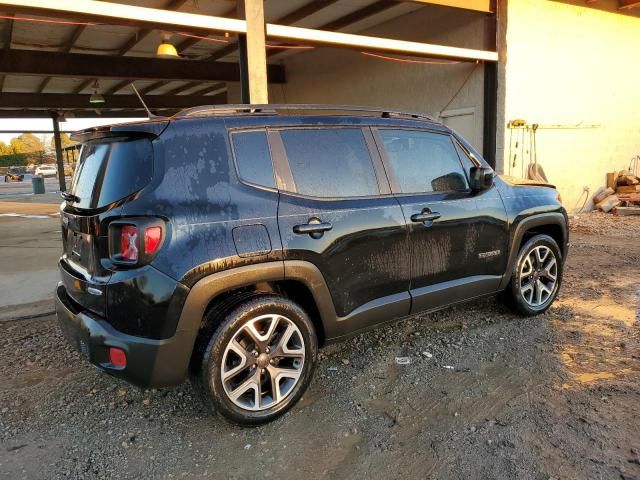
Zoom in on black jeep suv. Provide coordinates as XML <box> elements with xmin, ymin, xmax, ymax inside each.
<box><xmin>56</xmin><ymin>104</ymin><xmax>568</xmax><ymax>425</ymax></box>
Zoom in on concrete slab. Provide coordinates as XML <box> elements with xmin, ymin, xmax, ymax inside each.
<box><xmin>0</xmin><ymin>216</ymin><xmax>61</xmax><ymax>309</ymax></box>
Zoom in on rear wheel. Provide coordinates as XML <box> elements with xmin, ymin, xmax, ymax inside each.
<box><xmin>192</xmin><ymin>294</ymin><xmax>317</xmax><ymax>426</ymax></box>
<box><xmin>503</xmin><ymin>234</ymin><xmax>563</xmax><ymax>315</ymax></box>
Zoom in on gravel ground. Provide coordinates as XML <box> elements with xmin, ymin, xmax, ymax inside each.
<box><xmin>1</xmin><ymin>212</ymin><xmax>639</xmax><ymax>480</ymax></box>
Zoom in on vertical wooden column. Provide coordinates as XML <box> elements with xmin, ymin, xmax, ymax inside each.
<box><xmin>50</xmin><ymin>111</ymin><xmax>66</xmax><ymax>191</ymax></box>
<box><xmin>243</xmin><ymin>0</ymin><xmax>268</xmax><ymax>104</ymax></box>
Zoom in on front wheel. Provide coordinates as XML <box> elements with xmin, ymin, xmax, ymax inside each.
<box><xmin>503</xmin><ymin>234</ymin><xmax>563</xmax><ymax>316</ymax></box>
<box><xmin>192</xmin><ymin>295</ymin><xmax>318</xmax><ymax>426</ymax></box>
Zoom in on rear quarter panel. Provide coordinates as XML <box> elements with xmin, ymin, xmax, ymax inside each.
<box><xmin>118</xmin><ymin>117</ymin><xmax>283</xmax><ymax>287</ymax></box>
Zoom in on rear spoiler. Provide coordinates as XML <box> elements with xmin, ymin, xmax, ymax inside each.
<box><xmin>71</xmin><ymin>119</ymin><xmax>169</xmax><ymax>143</ymax></box>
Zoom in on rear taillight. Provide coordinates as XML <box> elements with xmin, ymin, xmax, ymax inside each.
<box><xmin>109</xmin><ymin>219</ymin><xmax>165</xmax><ymax>266</ymax></box>
<box><xmin>144</xmin><ymin>226</ymin><xmax>162</xmax><ymax>255</ymax></box>
<box><xmin>120</xmin><ymin>225</ymin><xmax>138</xmax><ymax>261</ymax></box>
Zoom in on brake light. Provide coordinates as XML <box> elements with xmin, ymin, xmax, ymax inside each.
<box><xmin>120</xmin><ymin>225</ymin><xmax>138</xmax><ymax>261</ymax></box>
<box><xmin>109</xmin><ymin>220</ymin><xmax>164</xmax><ymax>266</ymax></box>
<box><xmin>144</xmin><ymin>226</ymin><xmax>162</xmax><ymax>255</ymax></box>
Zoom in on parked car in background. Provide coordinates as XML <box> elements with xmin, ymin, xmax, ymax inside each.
<box><xmin>4</xmin><ymin>166</ymin><xmax>25</xmax><ymax>182</ymax></box>
<box><xmin>56</xmin><ymin>105</ymin><xmax>568</xmax><ymax>426</ymax></box>
<box><xmin>34</xmin><ymin>164</ymin><xmax>58</xmax><ymax>177</ymax></box>
<box><xmin>25</xmin><ymin>164</ymin><xmax>35</xmax><ymax>174</ymax></box>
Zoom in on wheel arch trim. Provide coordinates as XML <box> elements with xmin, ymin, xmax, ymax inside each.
<box><xmin>173</xmin><ymin>260</ymin><xmax>338</xmax><ymax>380</ymax></box>
<box><xmin>499</xmin><ymin>212</ymin><xmax>568</xmax><ymax>290</ymax></box>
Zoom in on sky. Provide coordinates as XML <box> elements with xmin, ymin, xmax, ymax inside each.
<box><xmin>0</xmin><ymin>117</ymin><xmax>146</xmax><ymax>144</ymax></box>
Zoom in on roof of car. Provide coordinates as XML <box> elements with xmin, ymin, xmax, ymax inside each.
<box><xmin>173</xmin><ymin>104</ymin><xmax>439</xmax><ymax>124</ymax></box>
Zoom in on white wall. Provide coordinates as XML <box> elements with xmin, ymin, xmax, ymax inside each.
<box><xmin>500</xmin><ymin>0</ymin><xmax>640</xmax><ymax>210</ymax></box>
<box><xmin>230</xmin><ymin>5</ymin><xmax>491</xmax><ymax>153</ymax></box>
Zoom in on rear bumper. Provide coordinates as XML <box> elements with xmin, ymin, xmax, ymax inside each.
<box><xmin>55</xmin><ymin>283</ymin><xmax>193</xmax><ymax>388</ymax></box>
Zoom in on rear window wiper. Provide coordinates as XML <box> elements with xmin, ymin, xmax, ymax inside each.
<box><xmin>60</xmin><ymin>191</ymin><xmax>80</xmax><ymax>203</ymax></box>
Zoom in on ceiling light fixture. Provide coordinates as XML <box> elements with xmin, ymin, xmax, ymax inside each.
<box><xmin>89</xmin><ymin>80</ymin><xmax>105</xmax><ymax>104</ymax></box>
<box><xmin>156</xmin><ymin>31</ymin><xmax>179</xmax><ymax>58</ymax></box>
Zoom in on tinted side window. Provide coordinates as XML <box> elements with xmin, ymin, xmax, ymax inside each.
<box><xmin>379</xmin><ymin>130</ymin><xmax>469</xmax><ymax>194</ymax></box>
<box><xmin>70</xmin><ymin>138</ymin><xmax>153</xmax><ymax>210</ymax></box>
<box><xmin>280</xmin><ymin>128</ymin><xmax>379</xmax><ymax>198</ymax></box>
<box><xmin>231</xmin><ymin>130</ymin><xmax>275</xmax><ymax>188</ymax></box>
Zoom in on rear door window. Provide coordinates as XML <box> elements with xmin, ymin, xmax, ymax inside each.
<box><xmin>230</xmin><ymin>130</ymin><xmax>276</xmax><ymax>188</ymax></box>
<box><xmin>378</xmin><ymin>129</ymin><xmax>469</xmax><ymax>194</ymax></box>
<box><xmin>279</xmin><ymin>128</ymin><xmax>379</xmax><ymax>198</ymax></box>
<box><xmin>70</xmin><ymin>138</ymin><xmax>153</xmax><ymax>210</ymax></box>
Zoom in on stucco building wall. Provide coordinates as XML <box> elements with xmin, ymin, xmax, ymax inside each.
<box><xmin>500</xmin><ymin>0</ymin><xmax>640</xmax><ymax>210</ymax></box>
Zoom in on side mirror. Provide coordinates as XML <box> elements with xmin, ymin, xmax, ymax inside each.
<box><xmin>469</xmin><ymin>166</ymin><xmax>493</xmax><ymax>191</ymax></box>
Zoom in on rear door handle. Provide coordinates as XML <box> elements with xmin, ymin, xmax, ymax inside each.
<box><xmin>410</xmin><ymin>211</ymin><xmax>441</xmax><ymax>223</ymax></box>
<box><xmin>293</xmin><ymin>218</ymin><xmax>332</xmax><ymax>238</ymax></box>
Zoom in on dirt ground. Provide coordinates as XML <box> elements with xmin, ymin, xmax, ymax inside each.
<box><xmin>1</xmin><ymin>211</ymin><xmax>639</xmax><ymax>480</ymax></box>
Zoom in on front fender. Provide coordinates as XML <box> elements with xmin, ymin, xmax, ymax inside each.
<box><xmin>499</xmin><ymin>212</ymin><xmax>569</xmax><ymax>290</ymax></box>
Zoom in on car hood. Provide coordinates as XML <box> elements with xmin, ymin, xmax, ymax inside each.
<box><xmin>498</xmin><ymin>175</ymin><xmax>556</xmax><ymax>189</ymax></box>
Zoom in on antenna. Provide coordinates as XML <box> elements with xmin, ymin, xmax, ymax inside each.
<box><xmin>130</xmin><ymin>83</ymin><xmax>154</xmax><ymax>118</ymax></box>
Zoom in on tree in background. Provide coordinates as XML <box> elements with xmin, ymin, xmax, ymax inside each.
<box><xmin>0</xmin><ymin>141</ymin><xmax>11</xmax><ymax>156</ymax></box>
<box><xmin>49</xmin><ymin>133</ymin><xmax>76</xmax><ymax>151</ymax></box>
<box><xmin>9</xmin><ymin>133</ymin><xmax>44</xmax><ymax>154</ymax></box>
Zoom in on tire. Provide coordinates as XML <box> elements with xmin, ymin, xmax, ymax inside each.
<box><xmin>503</xmin><ymin>234</ymin><xmax>563</xmax><ymax>316</ymax></box>
<box><xmin>192</xmin><ymin>294</ymin><xmax>318</xmax><ymax>426</ymax></box>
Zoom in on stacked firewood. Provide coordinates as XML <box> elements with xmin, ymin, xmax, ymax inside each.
<box><xmin>593</xmin><ymin>171</ymin><xmax>640</xmax><ymax>215</ymax></box>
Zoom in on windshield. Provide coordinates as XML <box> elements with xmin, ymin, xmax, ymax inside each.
<box><xmin>68</xmin><ymin>137</ymin><xmax>153</xmax><ymax>210</ymax></box>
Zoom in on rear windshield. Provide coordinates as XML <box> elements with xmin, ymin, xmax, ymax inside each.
<box><xmin>69</xmin><ymin>138</ymin><xmax>153</xmax><ymax>210</ymax></box>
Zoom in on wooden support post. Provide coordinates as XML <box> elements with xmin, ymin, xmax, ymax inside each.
<box><xmin>244</xmin><ymin>0</ymin><xmax>268</xmax><ymax>104</ymax></box>
<box><xmin>50</xmin><ymin>111</ymin><xmax>66</xmax><ymax>191</ymax></box>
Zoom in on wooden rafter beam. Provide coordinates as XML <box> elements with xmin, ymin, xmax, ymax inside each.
<box><xmin>175</xmin><ymin>6</ymin><xmax>237</xmax><ymax>54</ymax></box>
<box><xmin>322</xmin><ymin>0</ymin><xmax>396</xmax><ymax>31</ymax></box>
<box><xmin>189</xmin><ymin>82</ymin><xmax>226</xmax><ymax>96</ymax></box>
<box><xmin>265</xmin><ymin>22</ymin><xmax>497</xmax><ymax>61</ymax></box>
<box><xmin>35</xmin><ymin>77</ymin><xmax>51</xmax><ymax>93</ymax></box>
<box><xmin>73</xmin><ymin>78</ymin><xmax>94</xmax><ymax>94</ymax></box>
<box><xmin>37</xmin><ymin>25</ymin><xmax>87</xmax><ymax>93</ymax></box>
<box><xmin>163</xmin><ymin>81</ymin><xmax>201</xmax><ymax>95</ymax></box>
<box><xmin>0</xmin><ymin>15</ymin><xmax>13</xmax><ymax>93</ymax></box>
<box><xmin>116</xmin><ymin>0</ymin><xmax>190</xmax><ymax>56</ymax></box>
<box><xmin>63</xmin><ymin>25</ymin><xmax>86</xmax><ymax>52</ymax></box>
<box><xmin>207</xmin><ymin>0</ymin><xmax>341</xmax><ymax>62</ymax></box>
<box><xmin>402</xmin><ymin>0</ymin><xmax>493</xmax><ymax>13</ymax></box>
<box><xmin>0</xmin><ymin>92</ymin><xmax>227</xmax><ymax>109</ymax></box>
<box><xmin>279</xmin><ymin>0</ymin><xmax>342</xmax><ymax>25</ymax></box>
<box><xmin>105</xmin><ymin>79</ymin><xmax>134</xmax><ymax>95</ymax></box>
<box><xmin>0</xmin><ymin>0</ymin><xmax>498</xmax><ymax>62</ymax></box>
<box><xmin>619</xmin><ymin>0</ymin><xmax>640</xmax><ymax>9</ymax></box>
<box><xmin>262</xmin><ymin>0</ymin><xmax>396</xmax><ymax>59</ymax></box>
<box><xmin>0</xmin><ymin>49</ymin><xmax>286</xmax><ymax>82</ymax></box>
<box><xmin>140</xmin><ymin>80</ymin><xmax>170</xmax><ymax>95</ymax></box>
<box><xmin>2</xmin><ymin>14</ymin><xmax>13</xmax><ymax>49</ymax></box>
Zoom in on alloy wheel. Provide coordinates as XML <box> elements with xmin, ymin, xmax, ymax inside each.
<box><xmin>519</xmin><ymin>245</ymin><xmax>558</xmax><ymax>307</ymax></box>
<box><xmin>220</xmin><ymin>314</ymin><xmax>305</xmax><ymax>411</ymax></box>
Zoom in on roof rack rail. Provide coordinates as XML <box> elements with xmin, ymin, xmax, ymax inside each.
<box><xmin>174</xmin><ymin>104</ymin><xmax>437</xmax><ymax>122</ymax></box>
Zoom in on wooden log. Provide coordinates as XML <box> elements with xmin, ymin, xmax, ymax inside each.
<box><xmin>606</xmin><ymin>172</ymin><xmax>617</xmax><ymax>190</ymax></box>
<box><xmin>616</xmin><ymin>185</ymin><xmax>640</xmax><ymax>194</ymax></box>
<box><xmin>596</xmin><ymin>194</ymin><xmax>620</xmax><ymax>213</ymax></box>
<box><xmin>613</xmin><ymin>206</ymin><xmax>640</xmax><ymax>216</ymax></box>
<box><xmin>593</xmin><ymin>187</ymin><xmax>614</xmax><ymax>204</ymax></box>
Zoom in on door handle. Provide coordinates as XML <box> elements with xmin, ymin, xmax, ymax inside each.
<box><xmin>410</xmin><ymin>211</ymin><xmax>441</xmax><ymax>223</ymax></box>
<box><xmin>293</xmin><ymin>218</ymin><xmax>332</xmax><ymax>238</ymax></box>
